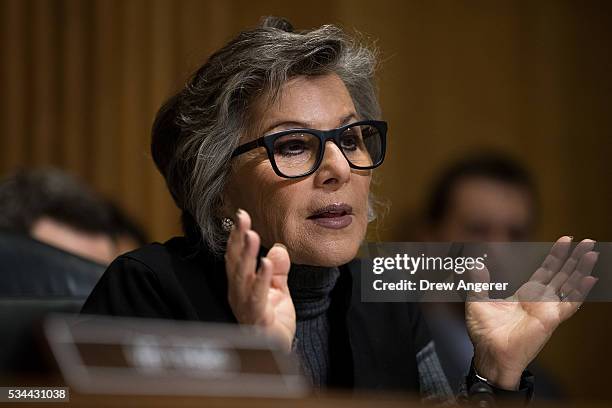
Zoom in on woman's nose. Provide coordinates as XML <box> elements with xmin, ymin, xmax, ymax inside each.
<box><xmin>313</xmin><ymin>140</ymin><xmax>351</xmax><ymax>188</ymax></box>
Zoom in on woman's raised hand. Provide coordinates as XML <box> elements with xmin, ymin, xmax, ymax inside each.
<box><xmin>465</xmin><ymin>236</ymin><xmax>599</xmax><ymax>389</ymax></box>
<box><xmin>224</xmin><ymin>209</ymin><xmax>296</xmax><ymax>352</ymax></box>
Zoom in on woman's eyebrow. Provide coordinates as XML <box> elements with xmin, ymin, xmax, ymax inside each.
<box><xmin>263</xmin><ymin>113</ymin><xmax>359</xmax><ymax>134</ymax></box>
<box><xmin>263</xmin><ymin>121</ymin><xmax>310</xmax><ymax>134</ymax></box>
<box><xmin>339</xmin><ymin>113</ymin><xmax>359</xmax><ymax>126</ymax></box>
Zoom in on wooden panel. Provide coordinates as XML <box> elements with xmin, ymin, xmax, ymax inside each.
<box><xmin>149</xmin><ymin>0</ymin><xmax>182</xmax><ymax>239</ymax></box>
<box><xmin>91</xmin><ymin>0</ymin><xmax>121</xmax><ymax>195</ymax></box>
<box><xmin>118</xmin><ymin>0</ymin><xmax>149</xmax><ymax>227</ymax></box>
<box><xmin>31</xmin><ymin>0</ymin><xmax>59</xmax><ymax>166</ymax></box>
<box><xmin>0</xmin><ymin>0</ymin><xmax>27</xmax><ymax>171</ymax></box>
<box><xmin>60</xmin><ymin>0</ymin><xmax>87</xmax><ymax>176</ymax></box>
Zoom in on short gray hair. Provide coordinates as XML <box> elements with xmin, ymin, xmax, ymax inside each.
<box><xmin>152</xmin><ymin>16</ymin><xmax>381</xmax><ymax>254</ymax></box>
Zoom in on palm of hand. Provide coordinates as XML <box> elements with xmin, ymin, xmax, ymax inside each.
<box><xmin>261</xmin><ymin>275</ymin><xmax>296</xmax><ymax>348</ymax></box>
<box><xmin>225</xmin><ymin>209</ymin><xmax>296</xmax><ymax>352</ymax></box>
<box><xmin>465</xmin><ymin>237</ymin><xmax>598</xmax><ymax>387</ymax></box>
<box><xmin>466</xmin><ymin>282</ymin><xmax>562</xmax><ymax>375</ymax></box>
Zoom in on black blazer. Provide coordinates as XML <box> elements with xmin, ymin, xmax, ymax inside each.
<box><xmin>81</xmin><ymin>237</ymin><xmax>431</xmax><ymax>392</ymax></box>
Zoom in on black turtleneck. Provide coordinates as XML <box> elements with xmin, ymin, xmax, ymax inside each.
<box><xmin>287</xmin><ymin>264</ymin><xmax>340</xmax><ymax>388</ymax></box>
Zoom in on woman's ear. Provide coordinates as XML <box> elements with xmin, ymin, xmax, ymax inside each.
<box><xmin>218</xmin><ymin>189</ymin><xmax>235</xmax><ymax>219</ymax></box>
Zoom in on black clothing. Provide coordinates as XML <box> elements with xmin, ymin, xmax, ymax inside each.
<box><xmin>81</xmin><ymin>237</ymin><xmax>431</xmax><ymax>392</ymax></box>
<box><xmin>289</xmin><ymin>264</ymin><xmax>340</xmax><ymax>388</ymax></box>
<box><xmin>0</xmin><ymin>231</ymin><xmax>104</xmax><ymax>297</ymax></box>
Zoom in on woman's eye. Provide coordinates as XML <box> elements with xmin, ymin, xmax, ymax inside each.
<box><xmin>340</xmin><ymin>134</ymin><xmax>359</xmax><ymax>151</ymax></box>
<box><xmin>275</xmin><ymin>139</ymin><xmax>308</xmax><ymax>156</ymax></box>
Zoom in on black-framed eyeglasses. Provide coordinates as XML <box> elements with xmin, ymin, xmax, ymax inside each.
<box><xmin>231</xmin><ymin>120</ymin><xmax>387</xmax><ymax>179</ymax></box>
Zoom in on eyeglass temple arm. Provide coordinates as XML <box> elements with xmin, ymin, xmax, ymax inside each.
<box><xmin>231</xmin><ymin>137</ymin><xmax>266</xmax><ymax>158</ymax></box>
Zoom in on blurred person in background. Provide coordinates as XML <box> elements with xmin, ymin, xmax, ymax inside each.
<box><xmin>424</xmin><ymin>152</ymin><xmax>537</xmax><ymax>243</ymax></box>
<box><xmin>0</xmin><ymin>168</ymin><xmax>139</xmax><ymax>373</ymax></box>
<box><xmin>421</xmin><ymin>152</ymin><xmax>561</xmax><ymax>398</ymax></box>
<box><xmin>0</xmin><ymin>168</ymin><xmax>140</xmax><ymax>265</ymax></box>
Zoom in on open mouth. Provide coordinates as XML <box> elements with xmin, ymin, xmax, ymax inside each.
<box><xmin>307</xmin><ymin>203</ymin><xmax>353</xmax><ymax>229</ymax></box>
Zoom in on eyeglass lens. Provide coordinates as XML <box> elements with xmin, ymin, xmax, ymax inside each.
<box><xmin>271</xmin><ymin>124</ymin><xmax>383</xmax><ymax>177</ymax></box>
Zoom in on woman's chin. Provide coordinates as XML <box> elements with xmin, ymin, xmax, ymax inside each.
<box><xmin>291</xmin><ymin>239</ymin><xmax>360</xmax><ymax>267</ymax></box>
<box><xmin>283</xmin><ymin>219</ymin><xmax>366</xmax><ymax>266</ymax></box>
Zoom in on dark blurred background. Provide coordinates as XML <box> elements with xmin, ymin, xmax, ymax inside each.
<box><xmin>1</xmin><ymin>0</ymin><xmax>611</xmax><ymax>400</ymax></box>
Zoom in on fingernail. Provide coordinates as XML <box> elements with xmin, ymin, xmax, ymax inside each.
<box><xmin>273</xmin><ymin>243</ymin><xmax>287</xmax><ymax>250</ymax></box>
<box><xmin>256</xmin><ymin>256</ymin><xmax>268</xmax><ymax>274</ymax></box>
<box><xmin>255</xmin><ymin>256</ymin><xmax>261</xmax><ymax>274</ymax></box>
<box><xmin>235</xmin><ymin>209</ymin><xmax>243</xmax><ymax>229</ymax></box>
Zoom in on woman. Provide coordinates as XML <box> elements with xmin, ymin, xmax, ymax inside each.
<box><xmin>82</xmin><ymin>17</ymin><xmax>598</xmax><ymax>404</ymax></box>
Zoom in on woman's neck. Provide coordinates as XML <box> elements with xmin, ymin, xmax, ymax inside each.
<box><xmin>288</xmin><ymin>263</ymin><xmax>340</xmax><ymax>320</ymax></box>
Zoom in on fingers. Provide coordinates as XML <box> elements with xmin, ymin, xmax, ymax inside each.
<box><xmin>249</xmin><ymin>245</ymin><xmax>291</xmax><ymax>324</ymax></box>
<box><xmin>555</xmin><ymin>250</ymin><xmax>599</xmax><ymax>298</ymax></box>
<box><xmin>548</xmin><ymin>240</ymin><xmax>596</xmax><ymax>292</ymax></box>
<box><xmin>267</xmin><ymin>244</ymin><xmax>291</xmax><ymax>292</ymax></box>
<box><xmin>225</xmin><ymin>210</ymin><xmax>261</xmax><ymax>297</ymax></box>
<box><xmin>239</xmin><ymin>230</ymin><xmax>260</xmax><ymax>284</ymax></box>
<box><xmin>558</xmin><ymin>276</ymin><xmax>598</xmax><ymax>321</ymax></box>
<box><xmin>465</xmin><ymin>264</ymin><xmax>491</xmax><ymax>301</ymax></box>
<box><xmin>529</xmin><ymin>236</ymin><xmax>573</xmax><ymax>284</ymax></box>
<box><xmin>252</xmin><ymin>257</ymin><xmax>273</xmax><ymax>322</ymax></box>
<box><xmin>223</xmin><ymin>208</ymin><xmax>292</xmax><ymax>327</ymax></box>
<box><xmin>549</xmin><ymin>240</ymin><xmax>599</xmax><ymax>321</ymax></box>
<box><xmin>225</xmin><ymin>209</ymin><xmax>251</xmax><ymax>260</ymax></box>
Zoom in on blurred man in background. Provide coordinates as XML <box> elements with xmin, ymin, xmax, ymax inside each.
<box><xmin>0</xmin><ymin>168</ymin><xmax>147</xmax><ymax>374</ymax></box>
<box><xmin>424</xmin><ymin>152</ymin><xmax>537</xmax><ymax>243</ymax></box>
<box><xmin>0</xmin><ymin>168</ymin><xmax>146</xmax><ymax>264</ymax></box>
